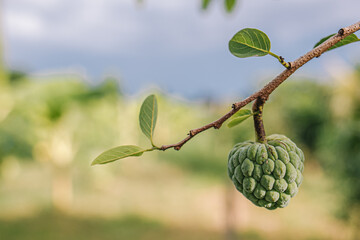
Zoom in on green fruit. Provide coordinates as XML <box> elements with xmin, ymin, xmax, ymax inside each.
<box><xmin>228</xmin><ymin>134</ymin><xmax>305</xmax><ymax>210</ymax></box>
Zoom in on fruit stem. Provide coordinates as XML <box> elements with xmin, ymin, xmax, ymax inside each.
<box><xmin>252</xmin><ymin>97</ymin><xmax>267</xmax><ymax>144</ymax></box>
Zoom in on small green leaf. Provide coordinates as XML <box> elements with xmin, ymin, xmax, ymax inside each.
<box><xmin>139</xmin><ymin>94</ymin><xmax>158</xmax><ymax>144</ymax></box>
<box><xmin>202</xmin><ymin>0</ymin><xmax>211</xmax><ymax>10</ymax></box>
<box><xmin>229</xmin><ymin>28</ymin><xmax>271</xmax><ymax>58</ymax></box>
<box><xmin>227</xmin><ymin>115</ymin><xmax>252</xmax><ymax>128</ymax></box>
<box><xmin>225</xmin><ymin>0</ymin><xmax>236</xmax><ymax>12</ymax></box>
<box><xmin>313</xmin><ymin>33</ymin><xmax>359</xmax><ymax>51</ymax></box>
<box><xmin>233</xmin><ymin>109</ymin><xmax>252</xmax><ymax>118</ymax></box>
<box><xmin>227</xmin><ymin>109</ymin><xmax>253</xmax><ymax>128</ymax></box>
<box><xmin>92</xmin><ymin>145</ymin><xmax>145</xmax><ymax>165</ymax></box>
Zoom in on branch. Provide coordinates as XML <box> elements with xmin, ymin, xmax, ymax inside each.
<box><xmin>252</xmin><ymin>97</ymin><xmax>267</xmax><ymax>143</ymax></box>
<box><xmin>160</xmin><ymin>21</ymin><xmax>360</xmax><ymax>151</ymax></box>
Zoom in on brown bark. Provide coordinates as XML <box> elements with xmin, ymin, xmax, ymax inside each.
<box><xmin>252</xmin><ymin>97</ymin><xmax>267</xmax><ymax>143</ymax></box>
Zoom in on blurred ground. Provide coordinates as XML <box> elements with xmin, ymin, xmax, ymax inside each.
<box><xmin>0</xmin><ymin>152</ymin><xmax>353</xmax><ymax>239</ymax></box>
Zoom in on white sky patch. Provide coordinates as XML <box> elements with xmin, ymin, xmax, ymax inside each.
<box><xmin>4</xmin><ymin>10</ymin><xmax>46</xmax><ymax>40</ymax></box>
<box><xmin>5</xmin><ymin>0</ymin><xmax>360</xmax><ymax>47</ymax></box>
<box><xmin>5</xmin><ymin>0</ymin><xmax>359</xmax><ymax>55</ymax></box>
<box><xmin>2</xmin><ymin>0</ymin><xmax>360</xmax><ymax>98</ymax></box>
<box><xmin>3</xmin><ymin>0</ymin><xmax>232</xmax><ymax>55</ymax></box>
<box><xmin>4</xmin><ymin>0</ymin><xmax>146</xmax><ymax>53</ymax></box>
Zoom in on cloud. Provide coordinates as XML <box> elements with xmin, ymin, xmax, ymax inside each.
<box><xmin>5</xmin><ymin>0</ymin><xmax>358</xmax><ymax>56</ymax></box>
<box><xmin>4</xmin><ymin>0</ymin><xmax>144</xmax><ymax>53</ymax></box>
<box><xmin>3</xmin><ymin>0</ymin><xmax>232</xmax><ymax>56</ymax></box>
<box><xmin>2</xmin><ymin>0</ymin><xmax>360</xmax><ymax>98</ymax></box>
<box><xmin>4</xmin><ymin>9</ymin><xmax>46</xmax><ymax>40</ymax></box>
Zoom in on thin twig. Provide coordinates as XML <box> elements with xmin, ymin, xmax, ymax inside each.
<box><xmin>160</xmin><ymin>21</ymin><xmax>360</xmax><ymax>151</ymax></box>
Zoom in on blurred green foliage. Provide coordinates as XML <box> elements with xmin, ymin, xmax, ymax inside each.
<box><xmin>0</xmin><ymin>64</ymin><xmax>359</xmax><ymax>238</ymax></box>
<box><xmin>0</xmin><ymin>74</ymin><xmax>120</xmax><ymax>166</ymax></box>
<box><xmin>269</xmin><ymin>80</ymin><xmax>332</xmax><ymax>151</ymax></box>
<box><xmin>202</xmin><ymin>0</ymin><xmax>238</xmax><ymax>13</ymax></box>
<box><xmin>316</xmin><ymin>66</ymin><xmax>360</xmax><ymax>218</ymax></box>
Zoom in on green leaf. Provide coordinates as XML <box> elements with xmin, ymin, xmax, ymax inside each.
<box><xmin>92</xmin><ymin>145</ymin><xmax>145</xmax><ymax>165</ymax></box>
<box><xmin>233</xmin><ymin>109</ymin><xmax>252</xmax><ymax>118</ymax></box>
<box><xmin>229</xmin><ymin>28</ymin><xmax>271</xmax><ymax>58</ymax></box>
<box><xmin>227</xmin><ymin>109</ymin><xmax>252</xmax><ymax>128</ymax></box>
<box><xmin>202</xmin><ymin>0</ymin><xmax>211</xmax><ymax>10</ymax></box>
<box><xmin>139</xmin><ymin>94</ymin><xmax>158</xmax><ymax>144</ymax></box>
<box><xmin>227</xmin><ymin>115</ymin><xmax>252</xmax><ymax>128</ymax></box>
<box><xmin>225</xmin><ymin>0</ymin><xmax>236</xmax><ymax>12</ymax></box>
<box><xmin>313</xmin><ymin>33</ymin><xmax>359</xmax><ymax>51</ymax></box>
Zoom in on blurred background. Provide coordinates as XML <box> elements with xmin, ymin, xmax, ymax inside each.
<box><xmin>0</xmin><ymin>0</ymin><xmax>360</xmax><ymax>239</ymax></box>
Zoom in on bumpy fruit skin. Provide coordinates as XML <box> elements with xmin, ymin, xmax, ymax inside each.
<box><xmin>227</xmin><ymin>134</ymin><xmax>305</xmax><ymax>210</ymax></box>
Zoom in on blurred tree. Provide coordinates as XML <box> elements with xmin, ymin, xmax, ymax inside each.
<box><xmin>0</xmin><ymin>74</ymin><xmax>122</xmax><ymax>211</ymax></box>
<box><xmin>30</xmin><ymin>77</ymin><xmax>121</xmax><ymax>211</ymax></box>
<box><xmin>202</xmin><ymin>0</ymin><xmax>238</xmax><ymax>13</ymax></box>
<box><xmin>316</xmin><ymin>65</ymin><xmax>360</xmax><ymax>224</ymax></box>
<box><xmin>136</xmin><ymin>0</ymin><xmax>239</xmax><ymax>12</ymax></box>
<box><xmin>8</xmin><ymin>70</ymin><xmax>27</xmax><ymax>85</ymax></box>
<box><xmin>0</xmin><ymin>108</ymin><xmax>34</xmax><ymax>162</ymax></box>
<box><xmin>268</xmin><ymin>80</ymin><xmax>332</xmax><ymax>152</ymax></box>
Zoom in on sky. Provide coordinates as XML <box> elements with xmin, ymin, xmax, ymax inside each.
<box><xmin>2</xmin><ymin>0</ymin><xmax>360</xmax><ymax>100</ymax></box>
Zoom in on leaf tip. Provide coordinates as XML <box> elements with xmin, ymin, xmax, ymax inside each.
<box><xmin>90</xmin><ymin>159</ymin><xmax>99</xmax><ymax>166</ymax></box>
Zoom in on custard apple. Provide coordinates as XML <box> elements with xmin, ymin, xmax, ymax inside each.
<box><xmin>227</xmin><ymin>134</ymin><xmax>305</xmax><ymax>210</ymax></box>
